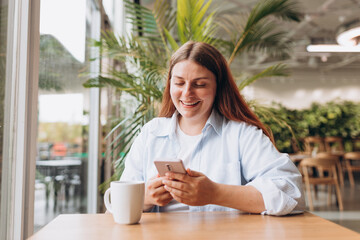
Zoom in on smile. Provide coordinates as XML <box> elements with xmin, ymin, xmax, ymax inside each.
<box><xmin>180</xmin><ymin>100</ymin><xmax>200</xmax><ymax>106</ymax></box>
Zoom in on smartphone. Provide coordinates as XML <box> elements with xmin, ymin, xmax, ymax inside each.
<box><xmin>154</xmin><ymin>159</ymin><xmax>187</xmax><ymax>177</ymax></box>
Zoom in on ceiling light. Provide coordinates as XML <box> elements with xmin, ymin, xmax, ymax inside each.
<box><xmin>307</xmin><ymin>20</ymin><xmax>360</xmax><ymax>53</ymax></box>
<box><xmin>336</xmin><ymin>26</ymin><xmax>360</xmax><ymax>46</ymax></box>
<box><xmin>306</xmin><ymin>44</ymin><xmax>360</xmax><ymax>52</ymax></box>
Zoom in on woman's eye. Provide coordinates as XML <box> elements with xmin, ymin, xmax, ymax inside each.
<box><xmin>174</xmin><ymin>82</ymin><xmax>184</xmax><ymax>86</ymax></box>
<box><xmin>195</xmin><ymin>83</ymin><xmax>206</xmax><ymax>87</ymax></box>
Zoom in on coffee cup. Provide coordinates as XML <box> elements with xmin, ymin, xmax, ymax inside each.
<box><xmin>104</xmin><ymin>181</ymin><xmax>145</xmax><ymax>224</ymax></box>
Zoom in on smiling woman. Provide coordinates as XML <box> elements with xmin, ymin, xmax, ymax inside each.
<box><xmin>170</xmin><ymin>60</ymin><xmax>217</xmax><ymax>135</ymax></box>
<box><xmin>120</xmin><ymin>41</ymin><xmax>305</xmax><ymax>215</ymax></box>
<box><xmin>160</xmin><ymin>41</ymin><xmax>274</xmax><ymax>142</ymax></box>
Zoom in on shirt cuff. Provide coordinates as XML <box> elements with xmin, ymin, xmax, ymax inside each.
<box><xmin>247</xmin><ymin>178</ymin><xmax>298</xmax><ymax>216</ymax></box>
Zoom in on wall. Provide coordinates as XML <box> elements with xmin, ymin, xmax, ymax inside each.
<box><xmin>246</xmin><ymin>68</ymin><xmax>360</xmax><ymax>109</ymax></box>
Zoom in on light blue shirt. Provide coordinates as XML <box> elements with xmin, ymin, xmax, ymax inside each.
<box><xmin>121</xmin><ymin>110</ymin><xmax>305</xmax><ymax>215</ymax></box>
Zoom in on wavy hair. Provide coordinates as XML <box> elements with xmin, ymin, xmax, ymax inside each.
<box><xmin>159</xmin><ymin>41</ymin><xmax>274</xmax><ymax>143</ymax></box>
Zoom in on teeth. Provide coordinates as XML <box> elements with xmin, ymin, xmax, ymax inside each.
<box><xmin>182</xmin><ymin>101</ymin><xmax>199</xmax><ymax>106</ymax></box>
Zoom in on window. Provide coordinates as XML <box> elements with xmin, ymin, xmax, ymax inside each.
<box><xmin>0</xmin><ymin>0</ymin><xmax>120</xmax><ymax>237</ymax></box>
<box><xmin>34</xmin><ymin>0</ymin><xmax>101</xmax><ymax>232</ymax></box>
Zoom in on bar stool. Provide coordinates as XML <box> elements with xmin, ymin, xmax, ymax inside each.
<box><xmin>343</xmin><ymin>152</ymin><xmax>360</xmax><ymax>187</ymax></box>
<box><xmin>300</xmin><ymin>156</ymin><xmax>343</xmax><ymax>211</ymax></box>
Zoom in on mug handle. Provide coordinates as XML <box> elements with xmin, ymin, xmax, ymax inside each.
<box><xmin>104</xmin><ymin>188</ymin><xmax>113</xmax><ymax>213</ymax></box>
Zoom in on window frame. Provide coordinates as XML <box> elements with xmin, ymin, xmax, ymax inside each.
<box><xmin>87</xmin><ymin>0</ymin><xmax>101</xmax><ymax>213</ymax></box>
<box><xmin>0</xmin><ymin>0</ymin><xmax>40</xmax><ymax>239</ymax></box>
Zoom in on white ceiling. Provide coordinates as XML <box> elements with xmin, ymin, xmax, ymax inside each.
<box><xmin>215</xmin><ymin>0</ymin><xmax>360</xmax><ymax>71</ymax></box>
<box><xmin>206</xmin><ymin>0</ymin><xmax>360</xmax><ymax>108</ymax></box>
<box><xmin>288</xmin><ymin>0</ymin><xmax>360</xmax><ymax>70</ymax></box>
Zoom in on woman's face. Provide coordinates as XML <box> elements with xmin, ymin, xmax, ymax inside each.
<box><xmin>170</xmin><ymin>60</ymin><xmax>217</xmax><ymax>125</ymax></box>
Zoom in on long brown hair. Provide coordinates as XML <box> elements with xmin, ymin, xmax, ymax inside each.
<box><xmin>159</xmin><ymin>41</ymin><xmax>274</xmax><ymax>144</ymax></box>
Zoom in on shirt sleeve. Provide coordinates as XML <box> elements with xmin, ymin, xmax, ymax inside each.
<box><xmin>239</xmin><ymin>125</ymin><xmax>305</xmax><ymax>216</ymax></box>
<box><xmin>120</xmin><ymin>127</ymin><xmax>146</xmax><ymax>182</ymax></box>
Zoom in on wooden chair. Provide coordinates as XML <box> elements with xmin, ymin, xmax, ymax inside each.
<box><xmin>343</xmin><ymin>152</ymin><xmax>360</xmax><ymax>187</ymax></box>
<box><xmin>324</xmin><ymin>137</ymin><xmax>344</xmax><ymax>153</ymax></box>
<box><xmin>289</xmin><ymin>138</ymin><xmax>310</xmax><ymax>167</ymax></box>
<box><xmin>323</xmin><ymin>137</ymin><xmax>346</xmax><ymax>187</ymax></box>
<box><xmin>291</xmin><ymin>137</ymin><xmax>302</xmax><ymax>153</ymax></box>
<box><xmin>316</xmin><ymin>152</ymin><xmax>344</xmax><ymax>187</ymax></box>
<box><xmin>300</xmin><ymin>156</ymin><xmax>343</xmax><ymax>211</ymax></box>
<box><xmin>304</xmin><ymin>137</ymin><xmax>325</xmax><ymax>156</ymax></box>
<box><xmin>351</xmin><ymin>137</ymin><xmax>360</xmax><ymax>151</ymax></box>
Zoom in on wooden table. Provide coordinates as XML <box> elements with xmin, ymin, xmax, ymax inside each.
<box><xmin>28</xmin><ymin>211</ymin><xmax>360</xmax><ymax>240</ymax></box>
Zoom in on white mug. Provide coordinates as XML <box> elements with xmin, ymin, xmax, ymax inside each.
<box><xmin>104</xmin><ymin>181</ymin><xmax>145</xmax><ymax>224</ymax></box>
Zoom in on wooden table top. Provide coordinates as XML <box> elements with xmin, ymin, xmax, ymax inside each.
<box><xmin>29</xmin><ymin>211</ymin><xmax>360</xmax><ymax>240</ymax></box>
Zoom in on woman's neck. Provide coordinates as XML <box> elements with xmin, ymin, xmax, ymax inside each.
<box><xmin>178</xmin><ymin>115</ymin><xmax>207</xmax><ymax>136</ymax></box>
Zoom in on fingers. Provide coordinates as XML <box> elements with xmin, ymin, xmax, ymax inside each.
<box><xmin>162</xmin><ymin>178</ymin><xmax>191</xmax><ymax>204</ymax></box>
<box><xmin>154</xmin><ymin>189</ymin><xmax>172</xmax><ymax>205</ymax></box>
<box><xmin>147</xmin><ymin>177</ymin><xmax>170</xmax><ymax>195</ymax></box>
<box><xmin>152</xmin><ymin>185</ymin><xmax>169</xmax><ymax>195</ymax></box>
<box><xmin>165</xmin><ymin>172</ymin><xmax>190</xmax><ymax>182</ymax></box>
<box><xmin>145</xmin><ymin>175</ymin><xmax>174</xmax><ymax>207</ymax></box>
<box><xmin>186</xmin><ymin>169</ymin><xmax>203</xmax><ymax>177</ymax></box>
<box><xmin>164</xmin><ymin>185</ymin><xmax>191</xmax><ymax>203</ymax></box>
<box><xmin>149</xmin><ymin>192</ymin><xmax>172</xmax><ymax>206</ymax></box>
<box><xmin>165</xmin><ymin>168</ymin><xmax>203</xmax><ymax>181</ymax></box>
<box><xmin>148</xmin><ymin>176</ymin><xmax>168</xmax><ymax>188</ymax></box>
<box><xmin>162</xmin><ymin>179</ymin><xmax>189</xmax><ymax>192</ymax></box>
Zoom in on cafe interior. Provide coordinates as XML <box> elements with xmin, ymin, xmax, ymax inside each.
<box><xmin>1</xmin><ymin>0</ymin><xmax>360</xmax><ymax>239</ymax></box>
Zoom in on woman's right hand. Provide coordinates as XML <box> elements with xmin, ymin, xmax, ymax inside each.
<box><xmin>143</xmin><ymin>175</ymin><xmax>173</xmax><ymax>211</ymax></box>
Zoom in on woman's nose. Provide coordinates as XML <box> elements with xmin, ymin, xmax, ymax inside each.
<box><xmin>183</xmin><ymin>83</ymin><xmax>193</xmax><ymax>96</ymax></box>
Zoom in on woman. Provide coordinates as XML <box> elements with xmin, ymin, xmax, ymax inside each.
<box><xmin>121</xmin><ymin>41</ymin><xmax>305</xmax><ymax>215</ymax></box>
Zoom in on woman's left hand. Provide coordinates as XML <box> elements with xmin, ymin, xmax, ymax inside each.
<box><xmin>162</xmin><ymin>169</ymin><xmax>218</xmax><ymax>206</ymax></box>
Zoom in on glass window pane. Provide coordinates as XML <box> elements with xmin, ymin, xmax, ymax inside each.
<box><xmin>34</xmin><ymin>0</ymin><xmax>99</xmax><ymax>232</ymax></box>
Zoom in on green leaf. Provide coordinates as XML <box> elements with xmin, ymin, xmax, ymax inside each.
<box><xmin>163</xmin><ymin>28</ymin><xmax>179</xmax><ymax>51</ymax></box>
<box><xmin>238</xmin><ymin>64</ymin><xmax>289</xmax><ymax>90</ymax></box>
<box><xmin>176</xmin><ymin>0</ymin><xmax>217</xmax><ymax>44</ymax></box>
<box><xmin>227</xmin><ymin>0</ymin><xmax>301</xmax><ymax>64</ymax></box>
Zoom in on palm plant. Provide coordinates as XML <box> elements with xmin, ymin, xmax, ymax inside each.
<box><xmin>84</xmin><ymin>0</ymin><xmax>302</xmax><ymax>185</ymax></box>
